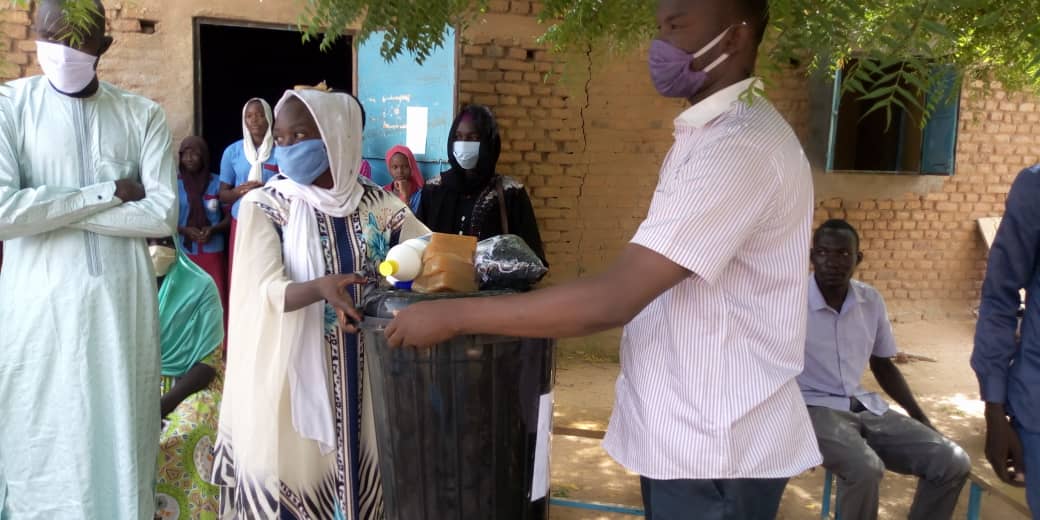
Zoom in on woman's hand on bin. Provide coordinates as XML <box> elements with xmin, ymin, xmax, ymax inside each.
<box><xmin>386</xmin><ymin>301</ymin><xmax>461</xmax><ymax>348</ymax></box>
<box><xmin>319</xmin><ymin>274</ymin><xmax>367</xmax><ymax>334</ymax></box>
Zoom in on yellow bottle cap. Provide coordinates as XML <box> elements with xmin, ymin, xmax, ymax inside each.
<box><xmin>379</xmin><ymin>260</ymin><xmax>399</xmax><ymax>277</ymax></box>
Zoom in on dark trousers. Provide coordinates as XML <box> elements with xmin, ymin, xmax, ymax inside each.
<box><xmin>640</xmin><ymin>476</ymin><xmax>789</xmax><ymax>520</ymax></box>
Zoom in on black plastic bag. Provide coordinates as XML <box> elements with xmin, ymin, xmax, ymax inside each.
<box><xmin>474</xmin><ymin>234</ymin><xmax>548</xmax><ymax>291</ymax></box>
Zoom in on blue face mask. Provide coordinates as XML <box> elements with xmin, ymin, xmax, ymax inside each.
<box><xmin>275</xmin><ymin>138</ymin><xmax>330</xmax><ymax>186</ymax></box>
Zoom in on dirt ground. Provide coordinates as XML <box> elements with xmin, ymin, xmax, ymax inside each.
<box><xmin>546</xmin><ymin>319</ymin><xmax>1031</xmax><ymax>519</ymax></box>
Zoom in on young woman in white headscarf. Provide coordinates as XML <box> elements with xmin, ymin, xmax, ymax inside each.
<box><xmin>212</xmin><ymin>87</ymin><xmax>429</xmax><ymax>519</ymax></box>
<box><xmin>218</xmin><ymin>98</ymin><xmax>280</xmax><ymax>279</ymax></box>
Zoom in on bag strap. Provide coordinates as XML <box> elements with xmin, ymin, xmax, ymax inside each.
<box><xmin>495</xmin><ymin>176</ymin><xmax>509</xmax><ymax>235</ymax></box>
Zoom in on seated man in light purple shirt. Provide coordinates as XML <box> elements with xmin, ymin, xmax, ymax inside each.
<box><xmin>799</xmin><ymin>219</ymin><xmax>970</xmax><ymax>520</ymax></box>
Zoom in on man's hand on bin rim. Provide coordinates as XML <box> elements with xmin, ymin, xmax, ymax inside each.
<box><xmin>386</xmin><ymin>301</ymin><xmax>463</xmax><ymax>348</ymax></box>
<box><xmin>385</xmin><ymin>244</ymin><xmax>692</xmax><ymax>348</ymax></box>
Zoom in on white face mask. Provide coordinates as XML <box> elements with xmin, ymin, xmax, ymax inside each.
<box><xmin>149</xmin><ymin>245</ymin><xmax>176</xmax><ymax>277</ymax></box>
<box><xmin>453</xmin><ymin>141</ymin><xmax>480</xmax><ymax>170</ymax></box>
<box><xmin>36</xmin><ymin>40</ymin><xmax>98</xmax><ymax>94</ymax></box>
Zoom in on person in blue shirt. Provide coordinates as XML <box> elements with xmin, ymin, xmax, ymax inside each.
<box><xmin>972</xmin><ymin>164</ymin><xmax>1040</xmax><ymax>512</ymax></box>
<box><xmin>178</xmin><ymin>136</ymin><xmax>229</xmax><ymax>313</ymax></box>
<box><xmin>218</xmin><ymin>98</ymin><xmax>278</xmax><ymax>272</ymax></box>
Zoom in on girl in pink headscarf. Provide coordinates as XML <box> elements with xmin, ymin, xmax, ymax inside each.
<box><xmin>384</xmin><ymin>145</ymin><xmax>424</xmax><ymax>213</ymax></box>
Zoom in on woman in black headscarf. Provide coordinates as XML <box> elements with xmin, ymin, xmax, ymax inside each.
<box><xmin>416</xmin><ymin>105</ymin><xmax>546</xmax><ymax>264</ymax></box>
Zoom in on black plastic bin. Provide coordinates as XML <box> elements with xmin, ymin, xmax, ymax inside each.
<box><xmin>361</xmin><ymin>289</ymin><xmax>556</xmax><ymax>520</ymax></box>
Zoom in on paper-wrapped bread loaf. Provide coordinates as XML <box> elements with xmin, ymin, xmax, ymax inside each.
<box><xmin>411</xmin><ymin>233</ymin><xmax>478</xmax><ymax>293</ymax></box>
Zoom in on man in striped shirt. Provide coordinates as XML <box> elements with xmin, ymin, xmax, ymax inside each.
<box><xmin>387</xmin><ymin>0</ymin><xmax>822</xmax><ymax>517</ymax></box>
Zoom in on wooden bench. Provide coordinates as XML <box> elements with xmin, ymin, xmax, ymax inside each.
<box><xmin>549</xmin><ymin>427</ymin><xmax>647</xmax><ymax>516</ymax></box>
<box><xmin>978</xmin><ymin>217</ymin><xmax>1001</xmax><ymax>247</ymax></box>
<box><xmin>820</xmin><ymin>468</ymin><xmax>1031</xmax><ymax>519</ymax></box>
<box><xmin>977</xmin><ymin>217</ymin><xmax>1026</xmax><ymax>314</ymax></box>
<box><xmin>551</xmin><ymin>426</ymin><xmax>1032</xmax><ymax>518</ymax></box>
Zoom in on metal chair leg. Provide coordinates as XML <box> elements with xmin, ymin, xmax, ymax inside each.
<box><xmin>967</xmin><ymin>481</ymin><xmax>983</xmax><ymax>520</ymax></box>
<box><xmin>822</xmin><ymin>469</ymin><xmax>833</xmax><ymax>519</ymax></box>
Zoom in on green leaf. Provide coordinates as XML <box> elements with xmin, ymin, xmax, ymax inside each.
<box><xmin>900</xmin><ymin>71</ymin><xmax>930</xmax><ymax>93</ymax></box>
<box><xmin>920</xmin><ymin>19</ymin><xmax>954</xmax><ymax>40</ymax></box>
<box><xmin>859</xmin><ymin>97</ymin><xmax>894</xmax><ymax>128</ymax></box>
<box><xmin>859</xmin><ymin>84</ymin><xmax>897</xmax><ymax>101</ymax></box>
<box><xmin>858</xmin><ymin>59</ymin><xmax>885</xmax><ymax>77</ymax></box>
<box><xmin>844</xmin><ymin>76</ymin><xmax>868</xmax><ymax>95</ymax></box>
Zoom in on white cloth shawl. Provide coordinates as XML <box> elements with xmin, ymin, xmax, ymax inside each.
<box><xmin>267</xmin><ymin>90</ymin><xmax>365</xmax><ymax>454</ymax></box>
<box><xmin>242</xmin><ymin>97</ymin><xmax>275</xmax><ymax>182</ymax></box>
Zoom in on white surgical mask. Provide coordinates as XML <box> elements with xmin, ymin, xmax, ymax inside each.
<box><xmin>453</xmin><ymin>141</ymin><xmax>480</xmax><ymax>170</ymax></box>
<box><xmin>36</xmin><ymin>40</ymin><xmax>98</xmax><ymax>94</ymax></box>
<box><xmin>149</xmin><ymin>245</ymin><xmax>176</xmax><ymax>277</ymax></box>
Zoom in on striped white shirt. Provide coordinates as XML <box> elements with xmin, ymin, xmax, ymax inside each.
<box><xmin>602</xmin><ymin>78</ymin><xmax>823</xmax><ymax>479</ymax></box>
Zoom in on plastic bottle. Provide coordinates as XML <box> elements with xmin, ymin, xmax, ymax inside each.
<box><xmin>379</xmin><ymin>238</ymin><xmax>429</xmax><ymax>283</ymax></box>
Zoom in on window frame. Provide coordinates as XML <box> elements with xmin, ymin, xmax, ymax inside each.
<box><xmin>822</xmin><ymin>62</ymin><xmax>961</xmax><ymax>177</ymax></box>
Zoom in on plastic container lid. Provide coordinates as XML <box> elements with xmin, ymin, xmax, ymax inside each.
<box><xmin>379</xmin><ymin>259</ymin><xmax>400</xmax><ymax>277</ymax></box>
<box><xmin>362</xmin><ymin>288</ymin><xmax>512</xmax><ymax>320</ymax></box>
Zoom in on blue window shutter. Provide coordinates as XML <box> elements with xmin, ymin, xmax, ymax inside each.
<box><xmin>920</xmin><ymin>66</ymin><xmax>960</xmax><ymax>175</ymax></box>
<box><xmin>825</xmin><ymin>67</ymin><xmax>843</xmax><ymax>172</ymax></box>
<box><xmin>357</xmin><ymin>29</ymin><xmax>457</xmax><ymax>186</ymax></box>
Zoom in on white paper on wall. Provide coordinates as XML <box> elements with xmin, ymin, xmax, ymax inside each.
<box><xmin>406</xmin><ymin>106</ymin><xmax>429</xmax><ymax>155</ymax></box>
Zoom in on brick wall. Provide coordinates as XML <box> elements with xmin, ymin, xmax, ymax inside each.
<box><xmin>460</xmin><ymin>11</ymin><xmax>1040</xmax><ymax>331</ymax></box>
<box><xmin>486</xmin><ymin>0</ymin><xmax>543</xmax><ymax>16</ymax></box>
<box><xmin>458</xmin><ymin>33</ymin><xmax>587</xmax><ymax>281</ymax></box>
<box><xmin>805</xmin><ymin>88</ymin><xmax>1039</xmax><ymax>321</ymax></box>
<box><xmin>3</xmin><ymin>2</ymin><xmax>1038</xmax><ymax>342</ymax></box>
<box><xmin>0</xmin><ymin>4</ymin><xmax>31</xmax><ymax>80</ymax></box>
<box><xmin>460</xmin><ymin>10</ymin><xmax>680</xmax><ymax>353</ymax></box>
<box><xmin>0</xmin><ymin>2</ymin><xmax>163</xmax><ymax>86</ymax></box>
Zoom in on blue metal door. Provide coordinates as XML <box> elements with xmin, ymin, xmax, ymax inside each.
<box><xmin>357</xmin><ymin>29</ymin><xmax>457</xmax><ymax>186</ymax></box>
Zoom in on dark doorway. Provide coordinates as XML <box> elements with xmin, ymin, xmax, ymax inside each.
<box><xmin>194</xmin><ymin>20</ymin><xmax>353</xmax><ymax>168</ymax></box>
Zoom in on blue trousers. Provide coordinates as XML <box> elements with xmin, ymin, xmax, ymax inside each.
<box><xmin>1016</xmin><ymin>423</ymin><xmax>1040</xmax><ymax>518</ymax></box>
<box><xmin>640</xmin><ymin>476</ymin><xmax>789</xmax><ymax>520</ymax></box>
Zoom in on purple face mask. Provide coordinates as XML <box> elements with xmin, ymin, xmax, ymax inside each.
<box><xmin>649</xmin><ymin>25</ymin><xmax>738</xmax><ymax>98</ymax></box>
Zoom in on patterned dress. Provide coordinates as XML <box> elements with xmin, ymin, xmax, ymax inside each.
<box><xmin>212</xmin><ymin>182</ymin><xmax>428</xmax><ymax>519</ymax></box>
<box><xmin>156</xmin><ymin>351</ymin><xmax>223</xmax><ymax>520</ymax></box>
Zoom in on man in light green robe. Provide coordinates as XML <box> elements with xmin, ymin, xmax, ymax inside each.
<box><xmin>0</xmin><ymin>1</ymin><xmax>176</xmax><ymax>518</ymax></box>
